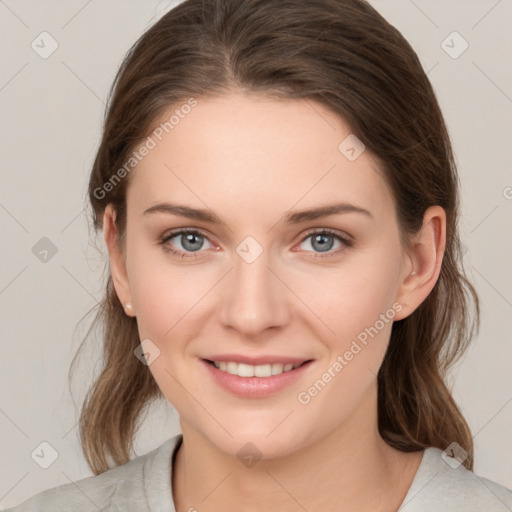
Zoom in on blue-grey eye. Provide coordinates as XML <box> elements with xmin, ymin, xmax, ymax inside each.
<box><xmin>300</xmin><ymin>232</ymin><xmax>344</xmax><ymax>253</ymax></box>
<box><xmin>176</xmin><ymin>232</ymin><xmax>207</xmax><ymax>252</ymax></box>
<box><xmin>162</xmin><ymin>230</ymin><xmax>213</xmax><ymax>254</ymax></box>
<box><xmin>311</xmin><ymin>233</ymin><xmax>335</xmax><ymax>252</ymax></box>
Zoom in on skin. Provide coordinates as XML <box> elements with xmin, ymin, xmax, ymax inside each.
<box><xmin>103</xmin><ymin>92</ymin><xmax>446</xmax><ymax>512</ymax></box>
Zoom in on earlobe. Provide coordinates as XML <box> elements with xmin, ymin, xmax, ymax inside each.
<box><xmin>103</xmin><ymin>205</ymin><xmax>135</xmax><ymax>316</ymax></box>
<box><xmin>394</xmin><ymin>206</ymin><xmax>446</xmax><ymax>321</ymax></box>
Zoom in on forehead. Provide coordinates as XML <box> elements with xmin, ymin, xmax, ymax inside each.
<box><xmin>127</xmin><ymin>93</ymin><xmax>394</xmax><ymax>224</ymax></box>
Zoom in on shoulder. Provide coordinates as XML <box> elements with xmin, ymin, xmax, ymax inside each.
<box><xmin>3</xmin><ymin>435</ymin><xmax>181</xmax><ymax>512</ymax></box>
<box><xmin>400</xmin><ymin>447</ymin><xmax>512</xmax><ymax>512</ymax></box>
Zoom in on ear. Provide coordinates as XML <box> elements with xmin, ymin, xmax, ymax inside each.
<box><xmin>103</xmin><ymin>204</ymin><xmax>135</xmax><ymax>317</ymax></box>
<box><xmin>393</xmin><ymin>205</ymin><xmax>446</xmax><ymax>321</ymax></box>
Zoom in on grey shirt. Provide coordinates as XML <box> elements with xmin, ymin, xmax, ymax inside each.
<box><xmin>4</xmin><ymin>434</ymin><xmax>512</xmax><ymax>511</ymax></box>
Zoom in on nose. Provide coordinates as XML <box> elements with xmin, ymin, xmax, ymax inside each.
<box><xmin>218</xmin><ymin>249</ymin><xmax>291</xmax><ymax>337</ymax></box>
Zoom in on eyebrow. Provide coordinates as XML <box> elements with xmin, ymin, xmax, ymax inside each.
<box><xmin>142</xmin><ymin>201</ymin><xmax>373</xmax><ymax>226</ymax></box>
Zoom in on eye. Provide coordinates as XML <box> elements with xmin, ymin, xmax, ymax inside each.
<box><xmin>159</xmin><ymin>229</ymin><xmax>214</xmax><ymax>258</ymax></box>
<box><xmin>296</xmin><ymin>229</ymin><xmax>353</xmax><ymax>258</ymax></box>
<box><xmin>159</xmin><ymin>227</ymin><xmax>353</xmax><ymax>260</ymax></box>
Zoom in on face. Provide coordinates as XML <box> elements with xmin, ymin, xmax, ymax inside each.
<box><xmin>107</xmin><ymin>93</ymin><xmax>423</xmax><ymax>459</ymax></box>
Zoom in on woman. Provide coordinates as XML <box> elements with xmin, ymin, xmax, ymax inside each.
<box><xmin>7</xmin><ymin>0</ymin><xmax>511</xmax><ymax>510</ymax></box>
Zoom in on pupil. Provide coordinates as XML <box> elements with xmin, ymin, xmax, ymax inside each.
<box><xmin>313</xmin><ymin>234</ymin><xmax>333</xmax><ymax>252</ymax></box>
<box><xmin>183</xmin><ymin>233</ymin><xmax>202</xmax><ymax>251</ymax></box>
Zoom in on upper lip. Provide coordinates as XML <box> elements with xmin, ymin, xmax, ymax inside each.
<box><xmin>202</xmin><ymin>354</ymin><xmax>312</xmax><ymax>366</ymax></box>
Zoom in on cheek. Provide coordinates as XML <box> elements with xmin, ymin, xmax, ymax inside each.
<box><xmin>297</xmin><ymin>247</ymin><xmax>402</xmax><ymax>343</ymax></box>
<box><xmin>127</xmin><ymin>256</ymin><xmax>224</xmax><ymax>379</ymax></box>
<box><xmin>292</xmin><ymin>263</ymin><xmax>399</xmax><ymax>419</ymax></box>
<box><xmin>130</xmin><ymin>266</ymin><xmax>206</xmax><ymax>341</ymax></box>
<box><xmin>125</xmin><ymin>231</ymin><xmax>201</xmax><ymax>336</ymax></box>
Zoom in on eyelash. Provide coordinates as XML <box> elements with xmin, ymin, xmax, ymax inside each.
<box><xmin>158</xmin><ymin>228</ymin><xmax>353</xmax><ymax>260</ymax></box>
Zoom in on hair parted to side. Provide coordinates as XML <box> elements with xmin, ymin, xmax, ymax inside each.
<box><xmin>69</xmin><ymin>0</ymin><xmax>480</xmax><ymax>475</ymax></box>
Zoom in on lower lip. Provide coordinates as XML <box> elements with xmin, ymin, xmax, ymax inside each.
<box><xmin>200</xmin><ymin>359</ymin><xmax>314</xmax><ymax>398</ymax></box>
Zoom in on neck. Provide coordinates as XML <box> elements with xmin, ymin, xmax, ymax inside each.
<box><xmin>172</xmin><ymin>385</ymin><xmax>423</xmax><ymax>512</ymax></box>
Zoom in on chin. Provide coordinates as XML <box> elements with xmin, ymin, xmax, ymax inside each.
<box><xmin>198</xmin><ymin>421</ymin><xmax>312</xmax><ymax>462</ymax></box>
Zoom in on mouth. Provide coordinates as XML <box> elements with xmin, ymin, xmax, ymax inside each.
<box><xmin>200</xmin><ymin>358</ymin><xmax>314</xmax><ymax>398</ymax></box>
<box><xmin>203</xmin><ymin>359</ymin><xmax>311</xmax><ymax>377</ymax></box>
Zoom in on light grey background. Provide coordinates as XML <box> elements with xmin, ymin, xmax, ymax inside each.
<box><xmin>1</xmin><ymin>0</ymin><xmax>511</xmax><ymax>508</ymax></box>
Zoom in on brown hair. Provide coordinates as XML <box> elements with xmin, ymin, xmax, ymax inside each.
<box><xmin>70</xmin><ymin>0</ymin><xmax>479</xmax><ymax>474</ymax></box>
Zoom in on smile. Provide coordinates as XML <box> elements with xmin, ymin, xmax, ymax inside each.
<box><xmin>201</xmin><ymin>358</ymin><xmax>314</xmax><ymax>398</ymax></box>
<box><xmin>210</xmin><ymin>360</ymin><xmax>302</xmax><ymax>377</ymax></box>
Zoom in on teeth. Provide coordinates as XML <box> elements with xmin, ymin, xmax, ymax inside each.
<box><xmin>212</xmin><ymin>361</ymin><xmax>301</xmax><ymax>377</ymax></box>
